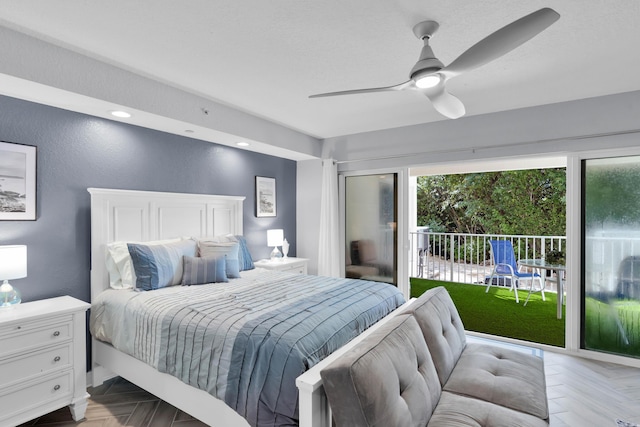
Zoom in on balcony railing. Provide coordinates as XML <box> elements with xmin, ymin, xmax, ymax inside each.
<box><xmin>409</xmin><ymin>231</ymin><xmax>566</xmax><ymax>290</ymax></box>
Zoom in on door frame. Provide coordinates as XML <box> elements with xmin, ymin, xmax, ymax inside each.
<box><xmin>569</xmin><ymin>145</ymin><xmax>640</xmax><ymax>368</ymax></box>
<box><xmin>339</xmin><ymin>167</ymin><xmax>410</xmax><ymax>300</ymax></box>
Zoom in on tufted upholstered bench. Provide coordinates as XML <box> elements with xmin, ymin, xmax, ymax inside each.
<box><xmin>320</xmin><ymin>287</ymin><xmax>549</xmax><ymax>426</ymax></box>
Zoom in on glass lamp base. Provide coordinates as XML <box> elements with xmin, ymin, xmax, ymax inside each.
<box><xmin>0</xmin><ymin>282</ymin><xmax>21</xmax><ymax>308</ymax></box>
<box><xmin>270</xmin><ymin>246</ymin><xmax>282</xmax><ymax>261</ymax></box>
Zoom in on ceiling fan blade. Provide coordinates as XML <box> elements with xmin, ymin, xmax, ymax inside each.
<box><xmin>442</xmin><ymin>8</ymin><xmax>560</xmax><ymax>77</ymax></box>
<box><xmin>424</xmin><ymin>84</ymin><xmax>465</xmax><ymax>119</ymax></box>
<box><xmin>309</xmin><ymin>81</ymin><xmax>413</xmax><ymax>98</ymax></box>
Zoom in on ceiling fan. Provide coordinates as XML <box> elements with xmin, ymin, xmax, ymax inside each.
<box><xmin>309</xmin><ymin>8</ymin><xmax>560</xmax><ymax>119</ymax></box>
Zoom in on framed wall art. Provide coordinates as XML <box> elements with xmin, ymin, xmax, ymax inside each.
<box><xmin>256</xmin><ymin>176</ymin><xmax>276</xmax><ymax>217</ymax></box>
<box><xmin>0</xmin><ymin>141</ymin><xmax>37</xmax><ymax>220</ymax></box>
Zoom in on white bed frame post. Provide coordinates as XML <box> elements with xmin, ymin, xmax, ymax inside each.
<box><xmin>297</xmin><ymin>378</ymin><xmax>332</xmax><ymax>427</ymax></box>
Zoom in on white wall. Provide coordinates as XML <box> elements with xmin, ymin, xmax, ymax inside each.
<box><xmin>326</xmin><ymin>90</ymin><xmax>640</xmax><ymax>172</ymax></box>
<box><xmin>296</xmin><ymin>159</ymin><xmax>323</xmax><ymax>274</ymax></box>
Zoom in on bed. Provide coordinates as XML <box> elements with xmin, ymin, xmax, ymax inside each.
<box><xmin>88</xmin><ymin>188</ymin><xmax>408</xmax><ymax>427</ymax></box>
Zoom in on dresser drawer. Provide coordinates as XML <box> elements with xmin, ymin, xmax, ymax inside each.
<box><xmin>0</xmin><ymin>297</ymin><xmax>89</xmax><ymax>425</ymax></box>
<box><xmin>0</xmin><ymin>317</ymin><xmax>72</xmax><ymax>357</ymax></box>
<box><xmin>282</xmin><ymin>265</ymin><xmax>306</xmax><ymax>274</ymax></box>
<box><xmin>0</xmin><ymin>343</ymin><xmax>72</xmax><ymax>387</ymax></box>
<box><xmin>0</xmin><ymin>370</ymin><xmax>72</xmax><ymax>422</ymax></box>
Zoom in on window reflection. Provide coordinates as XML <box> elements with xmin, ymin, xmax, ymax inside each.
<box><xmin>583</xmin><ymin>156</ymin><xmax>640</xmax><ymax>357</ymax></box>
<box><xmin>345</xmin><ymin>174</ymin><xmax>397</xmax><ymax>285</ymax></box>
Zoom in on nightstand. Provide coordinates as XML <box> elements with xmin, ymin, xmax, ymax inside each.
<box><xmin>0</xmin><ymin>296</ymin><xmax>90</xmax><ymax>426</ymax></box>
<box><xmin>254</xmin><ymin>257</ymin><xmax>309</xmax><ymax>274</ymax></box>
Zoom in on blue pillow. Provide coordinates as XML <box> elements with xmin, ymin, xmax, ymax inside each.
<box><xmin>127</xmin><ymin>240</ymin><xmax>197</xmax><ymax>291</ymax></box>
<box><xmin>198</xmin><ymin>241</ymin><xmax>241</xmax><ymax>278</ymax></box>
<box><xmin>235</xmin><ymin>235</ymin><xmax>255</xmax><ymax>271</ymax></box>
<box><xmin>182</xmin><ymin>255</ymin><xmax>228</xmax><ymax>285</ymax></box>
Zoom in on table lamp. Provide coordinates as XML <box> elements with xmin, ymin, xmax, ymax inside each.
<box><xmin>267</xmin><ymin>229</ymin><xmax>284</xmax><ymax>261</ymax></box>
<box><xmin>0</xmin><ymin>245</ymin><xmax>26</xmax><ymax>308</ymax></box>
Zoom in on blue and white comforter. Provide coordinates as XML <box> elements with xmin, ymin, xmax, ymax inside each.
<box><xmin>90</xmin><ymin>268</ymin><xmax>405</xmax><ymax>427</ymax></box>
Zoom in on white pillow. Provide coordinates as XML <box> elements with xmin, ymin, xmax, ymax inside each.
<box><xmin>193</xmin><ymin>234</ymin><xmax>236</xmax><ymax>244</ymax></box>
<box><xmin>105</xmin><ymin>237</ymin><xmax>182</xmax><ymax>289</ymax></box>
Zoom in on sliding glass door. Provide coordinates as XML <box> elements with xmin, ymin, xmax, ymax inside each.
<box><xmin>583</xmin><ymin>156</ymin><xmax>640</xmax><ymax>358</ymax></box>
<box><xmin>344</xmin><ymin>174</ymin><xmax>398</xmax><ymax>286</ymax></box>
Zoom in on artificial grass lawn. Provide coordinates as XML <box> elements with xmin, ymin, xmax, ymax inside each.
<box><xmin>410</xmin><ymin>278</ymin><xmax>566</xmax><ymax>347</ymax></box>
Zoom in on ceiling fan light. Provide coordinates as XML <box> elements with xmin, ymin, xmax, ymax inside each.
<box><xmin>414</xmin><ymin>73</ymin><xmax>441</xmax><ymax>89</ymax></box>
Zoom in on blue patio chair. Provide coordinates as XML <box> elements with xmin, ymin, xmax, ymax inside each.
<box><xmin>485</xmin><ymin>239</ymin><xmax>544</xmax><ymax>304</ymax></box>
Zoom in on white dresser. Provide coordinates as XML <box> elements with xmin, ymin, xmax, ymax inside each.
<box><xmin>254</xmin><ymin>257</ymin><xmax>309</xmax><ymax>274</ymax></box>
<box><xmin>0</xmin><ymin>296</ymin><xmax>90</xmax><ymax>426</ymax></box>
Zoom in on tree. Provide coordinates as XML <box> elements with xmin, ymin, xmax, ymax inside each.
<box><xmin>417</xmin><ymin>168</ymin><xmax>566</xmax><ymax>236</ymax></box>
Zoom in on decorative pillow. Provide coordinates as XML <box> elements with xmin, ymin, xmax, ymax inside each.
<box><xmin>182</xmin><ymin>255</ymin><xmax>228</xmax><ymax>285</ymax></box>
<box><xmin>194</xmin><ymin>234</ymin><xmax>255</xmax><ymax>271</ymax></box>
<box><xmin>234</xmin><ymin>235</ymin><xmax>255</xmax><ymax>271</ymax></box>
<box><xmin>198</xmin><ymin>240</ymin><xmax>241</xmax><ymax>278</ymax></box>
<box><xmin>127</xmin><ymin>239</ymin><xmax>197</xmax><ymax>291</ymax></box>
<box><xmin>105</xmin><ymin>238</ymin><xmax>181</xmax><ymax>289</ymax></box>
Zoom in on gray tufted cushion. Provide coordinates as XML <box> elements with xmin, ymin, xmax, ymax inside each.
<box><xmin>404</xmin><ymin>287</ymin><xmax>549</xmax><ymax>421</ymax></box>
<box><xmin>444</xmin><ymin>342</ymin><xmax>549</xmax><ymax>419</ymax></box>
<box><xmin>401</xmin><ymin>286</ymin><xmax>467</xmax><ymax>385</ymax></box>
<box><xmin>429</xmin><ymin>392</ymin><xmax>549</xmax><ymax>427</ymax></box>
<box><xmin>320</xmin><ymin>314</ymin><xmax>441</xmax><ymax>427</ymax></box>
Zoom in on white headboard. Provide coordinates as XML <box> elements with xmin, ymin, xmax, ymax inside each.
<box><xmin>88</xmin><ymin>188</ymin><xmax>245</xmax><ymax>301</ymax></box>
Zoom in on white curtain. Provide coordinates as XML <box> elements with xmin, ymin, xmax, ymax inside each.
<box><xmin>317</xmin><ymin>158</ymin><xmax>340</xmax><ymax>277</ymax></box>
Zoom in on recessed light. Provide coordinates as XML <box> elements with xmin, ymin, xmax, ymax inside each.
<box><xmin>110</xmin><ymin>110</ymin><xmax>131</xmax><ymax>118</ymax></box>
<box><xmin>236</xmin><ymin>142</ymin><xmax>250</xmax><ymax>147</ymax></box>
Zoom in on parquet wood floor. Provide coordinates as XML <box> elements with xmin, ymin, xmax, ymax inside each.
<box><xmin>545</xmin><ymin>351</ymin><xmax>640</xmax><ymax>427</ymax></box>
<box><xmin>16</xmin><ymin>351</ymin><xmax>640</xmax><ymax>426</ymax></box>
<box><xmin>17</xmin><ymin>377</ymin><xmax>208</xmax><ymax>427</ymax></box>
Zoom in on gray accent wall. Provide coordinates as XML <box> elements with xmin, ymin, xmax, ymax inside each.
<box><xmin>0</xmin><ymin>95</ymin><xmax>297</xmax><ymax>304</ymax></box>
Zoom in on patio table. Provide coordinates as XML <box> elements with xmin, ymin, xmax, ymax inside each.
<box><xmin>519</xmin><ymin>259</ymin><xmax>566</xmax><ymax>319</ymax></box>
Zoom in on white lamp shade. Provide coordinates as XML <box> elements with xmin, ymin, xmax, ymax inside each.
<box><xmin>0</xmin><ymin>245</ymin><xmax>27</xmax><ymax>280</ymax></box>
<box><xmin>267</xmin><ymin>229</ymin><xmax>284</xmax><ymax>247</ymax></box>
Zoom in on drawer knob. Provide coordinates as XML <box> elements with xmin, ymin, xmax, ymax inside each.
<box><xmin>53</xmin><ymin>331</ymin><xmax>61</xmax><ymax>337</ymax></box>
<box><xmin>54</xmin><ymin>356</ymin><xmax>61</xmax><ymax>362</ymax></box>
<box><xmin>53</xmin><ymin>384</ymin><xmax>61</xmax><ymax>391</ymax></box>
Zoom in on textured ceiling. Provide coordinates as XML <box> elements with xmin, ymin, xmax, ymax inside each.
<box><xmin>0</xmin><ymin>0</ymin><xmax>639</xmax><ymax>139</ymax></box>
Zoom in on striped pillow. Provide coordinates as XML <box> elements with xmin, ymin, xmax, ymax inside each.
<box><xmin>182</xmin><ymin>255</ymin><xmax>228</xmax><ymax>285</ymax></box>
<box><xmin>235</xmin><ymin>235</ymin><xmax>255</xmax><ymax>271</ymax></box>
<box><xmin>198</xmin><ymin>241</ymin><xmax>241</xmax><ymax>278</ymax></box>
<box><xmin>106</xmin><ymin>238</ymin><xmax>182</xmax><ymax>289</ymax></box>
<box><xmin>127</xmin><ymin>240</ymin><xmax>197</xmax><ymax>291</ymax></box>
